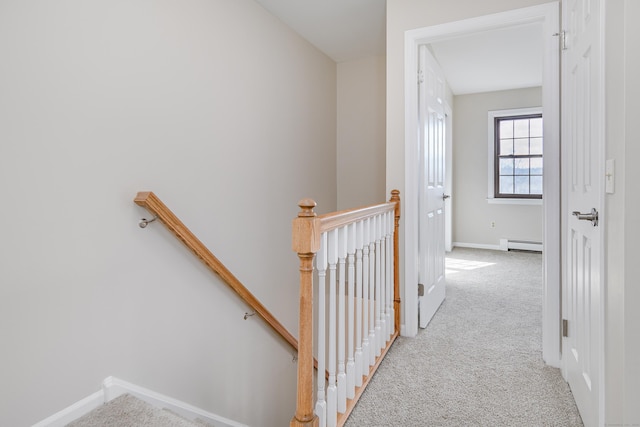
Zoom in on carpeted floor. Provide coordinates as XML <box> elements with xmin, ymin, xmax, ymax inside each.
<box><xmin>345</xmin><ymin>247</ymin><xmax>583</xmax><ymax>427</ymax></box>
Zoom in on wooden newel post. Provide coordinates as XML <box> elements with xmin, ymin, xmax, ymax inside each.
<box><xmin>389</xmin><ymin>190</ymin><xmax>401</xmax><ymax>336</ymax></box>
<box><xmin>291</xmin><ymin>199</ymin><xmax>320</xmax><ymax>427</ymax></box>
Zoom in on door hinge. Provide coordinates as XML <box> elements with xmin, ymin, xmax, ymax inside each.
<box><xmin>418</xmin><ymin>283</ymin><xmax>425</xmax><ymax>296</ymax></box>
<box><xmin>418</xmin><ymin>68</ymin><xmax>424</xmax><ymax>85</ymax></box>
<box><xmin>553</xmin><ymin>30</ymin><xmax>567</xmax><ymax>50</ymax></box>
<box><xmin>562</xmin><ymin>319</ymin><xmax>569</xmax><ymax>337</ymax></box>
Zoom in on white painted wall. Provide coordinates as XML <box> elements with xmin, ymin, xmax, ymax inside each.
<box><xmin>604</xmin><ymin>1</ymin><xmax>626</xmax><ymax>423</ymax></box>
<box><xmin>0</xmin><ymin>1</ymin><xmax>336</xmax><ymax>426</ymax></box>
<box><xmin>387</xmin><ymin>0</ymin><xmax>553</xmax><ymax>336</ymax></box>
<box><xmin>337</xmin><ymin>55</ymin><xmax>386</xmax><ymax>210</ymax></box>
<box><xmin>386</xmin><ymin>0</ymin><xmax>552</xmax><ymax>196</ymax></box>
<box><xmin>389</xmin><ymin>1</ymin><xmax>639</xmax><ymax>424</ymax></box>
<box><xmin>623</xmin><ymin>1</ymin><xmax>640</xmax><ymax>420</ymax></box>
<box><xmin>607</xmin><ymin>1</ymin><xmax>640</xmax><ymax>425</ymax></box>
<box><xmin>453</xmin><ymin>87</ymin><xmax>543</xmax><ymax>247</ymax></box>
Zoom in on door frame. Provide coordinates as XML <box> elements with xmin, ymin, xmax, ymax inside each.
<box><xmin>445</xmin><ymin>102</ymin><xmax>453</xmax><ymax>253</ymax></box>
<box><xmin>402</xmin><ymin>2</ymin><xmax>562</xmax><ymax>368</ymax></box>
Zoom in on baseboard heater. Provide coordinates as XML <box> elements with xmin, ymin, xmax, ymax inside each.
<box><xmin>499</xmin><ymin>239</ymin><xmax>542</xmax><ymax>252</ymax></box>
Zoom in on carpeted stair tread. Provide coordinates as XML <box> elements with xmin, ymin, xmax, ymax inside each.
<box><xmin>66</xmin><ymin>394</ymin><xmax>209</xmax><ymax>427</ymax></box>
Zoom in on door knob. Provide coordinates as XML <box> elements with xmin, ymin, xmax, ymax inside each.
<box><xmin>572</xmin><ymin>208</ymin><xmax>599</xmax><ymax>226</ymax></box>
<box><xmin>442</xmin><ymin>194</ymin><xmax>451</xmax><ymax>200</ymax></box>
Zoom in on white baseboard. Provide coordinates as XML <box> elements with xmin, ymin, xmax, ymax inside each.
<box><xmin>102</xmin><ymin>377</ymin><xmax>248</xmax><ymax>427</ymax></box>
<box><xmin>32</xmin><ymin>390</ymin><xmax>104</xmax><ymax>427</ymax></box>
<box><xmin>453</xmin><ymin>241</ymin><xmax>543</xmax><ymax>252</ymax></box>
<box><xmin>452</xmin><ymin>242</ymin><xmax>503</xmax><ymax>251</ymax></box>
<box><xmin>33</xmin><ymin>377</ymin><xmax>248</xmax><ymax>427</ymax></box>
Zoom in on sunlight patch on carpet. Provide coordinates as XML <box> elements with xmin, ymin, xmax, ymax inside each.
<box><xmin>445</xmin><ymin>258</ymin><xmax>495</xmax><ymax>275</ymax></box>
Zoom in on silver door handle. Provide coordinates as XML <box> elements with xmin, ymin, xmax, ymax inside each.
<box><xmin>443</xmin><ymin>194</ymin><xmax>451</xmax><ymax>200</ymax></box>
<box><xmin>572</xmin><ymin>208</ymin><xmax>599</xmax><ymax>226</ymax></box>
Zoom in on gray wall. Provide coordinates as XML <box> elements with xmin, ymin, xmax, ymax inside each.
<box><xmin>337</xmin><ymin>55</ymin><xmax>387</xmax><ymax>210</ymax></box>
<box><xmin>386</xmin><ymin>0</ymin><xmax>552</xmax><ymax>196</ymax></box>
<box><xmin>453</xmin><ymin>87</ymin><xmax>543</xmax><ymax>247</ymax></box>
<box><xmin>622</xmin><ymin>3</ymin><xmax>640</xmax><ymax>420</ymax></box>
<box><xmin>605</xmin><ymin>1</ymin><xmax>640</xmax><ymax>424</ymax></box>
<box><xmin>388</xmin><ymin>1</ymin><xmax>640</xmax><ymax>425</ymax></box>
<box><xmin>0</xmin><ymin>1</ymin><xmax>336</xmax><ymax>426</ymax></box>
<box><xmin>386</xmin><ymin>0</ymin><xmax>554</xmax><ymax>333</ymax></box>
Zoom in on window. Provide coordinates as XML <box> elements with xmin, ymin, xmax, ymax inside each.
<box><xmin>487</xmin><ymin>108</ymin><xmax>543</xmax><ymax>203</ymax></box>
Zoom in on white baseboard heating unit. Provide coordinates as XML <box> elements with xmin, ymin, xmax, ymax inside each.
<box><xmin>499</xmin><ymin>239</ymin><xmax>543</xmax><ymax>252</ymax></box>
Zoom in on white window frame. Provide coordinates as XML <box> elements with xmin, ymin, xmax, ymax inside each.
<box><xmin>487</xmin><ymin>106</ymin><xmax>543</xmax><ymax>205</ymax></box>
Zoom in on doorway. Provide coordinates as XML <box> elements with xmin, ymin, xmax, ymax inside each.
<box><xmin>402</xmin><ymin>3</ymin><xmax>561</xmax><ymax>368</ymax></box>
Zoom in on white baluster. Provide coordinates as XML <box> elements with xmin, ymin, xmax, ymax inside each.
<box><xmin>386</xmin><ymin>211</ymin><xmax>393</xmax><ymax>339</ymax></box>
<box><xmin>375</xmin><ymin>214</ymin><xmax>383</xmax><ymax>356</ymax></box>
<box><xmin>327</xmin><ymin>229</ymin><xmax>338</xmax><ymax>427</ymax></box>
<box><xmin>362</xmin><ymin>218</ymin><xmax>372</xmax><ymax>372</ymax></box>
<box><xmin>380</xmin><ymin>212</ymin><xmax>387</xmax><ymax>342</ymax></box>
<box><xmin>337</xmin><ymin>226</ymin><xmax>347</xmax><ymax>413</ymax></box>
<box><xmin>346</xmin><ymin>222</ymin><xmax>356</xmax><ymax>399</ymax></box>
<box><xmin>378</xmin><ymin>213</ymin><xmax>387</xmax><ymax>348</ymax></box>
<box><xmin>354</xmin><ymin>220</ymin><xmax>364</xmax><ymax>386</ymax></box>
<box><xmin>315</xmin><ymin>233</ymin><xmax>328</xmax><ymax>427</ymax></box>
<box><xmin>368</xmin><ymin>217</ymin><xmax>376</xmax><ymax>366</ymax></box>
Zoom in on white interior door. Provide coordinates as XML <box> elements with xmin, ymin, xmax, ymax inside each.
<box><xmin>418</xmin><ymin>45</ymin><xmax>446</xmax><ymax>329</ymax></box>
<box><xmin>562</xmin><ymin>0</ymin><xmax>604</xmax><ymax>425</ymax></box>
<box><xmin>444</xmin><ymin>106</ymin><xmax>453</xmax><ymax>253</ymax></box>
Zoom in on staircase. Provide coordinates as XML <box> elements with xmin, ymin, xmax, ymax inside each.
<box><xmin>37</xmin><ymin>191</ymin><xmax>402</xmax><ymax>427</ymax></box>
<box><xmin>34</xmin><ymin>377</ymin><xmax>247</xmax><ymax>427</ymax></box>
<box><xmin>67</xmin><ymin>394</ymin><xmax>214</xmax><ymax>427</ymax></box>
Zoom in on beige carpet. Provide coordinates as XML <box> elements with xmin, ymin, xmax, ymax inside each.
<box><xmin>345</xmin><ymin>247</ymin><xmax>583</xmax><ymax>427</ymax></box>
<box><xmin>66</xmin><ymin>394</ymin><xmax>214</xmax><ymax>427</ymax></box>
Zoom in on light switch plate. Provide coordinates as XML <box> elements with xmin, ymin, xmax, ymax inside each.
<box><xmin>605</xmin><ymin>159</ymin><xmax>615</xmax><ymax>194</ymax></box>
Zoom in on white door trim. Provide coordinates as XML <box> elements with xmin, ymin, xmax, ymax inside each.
<box><xmin>444</xmin><ymin>102</ymin><xmax>453</xmax><ymax>253</ymax></box>
<box><xmin>403</xmin><ymin>2</ymin><xmax>562</xmax><ymax>368</ymax></box>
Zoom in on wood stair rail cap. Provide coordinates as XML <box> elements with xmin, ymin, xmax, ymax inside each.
<box><xmin>292</xmin><ymin>199</ymin><xmax>321</xmax><ymax>255</ymax></box>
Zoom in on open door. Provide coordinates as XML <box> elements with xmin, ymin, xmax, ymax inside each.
<box><xmin>418</xmin><ymin>45</ymin><xmax>447</xmax><ymax>328</ymax></box>
<box><xmin>561</xmin><ymin>0</ymin><xmax>605</xmax><ymax>425</ymax></box>
<box><xmin>444</xmin><ymin>106</ymin><xmax>453</xmax><ymax>253</ymax></box>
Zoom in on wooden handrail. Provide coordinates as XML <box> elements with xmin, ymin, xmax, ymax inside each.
<box><xmin>134</xmin><ymin>191</ymin><xmax>298</xmax><ymax>352</ymax></box>
<box><xmin>318</xmin><ymin>201</ymin><xmax>397</xmax><ymax>233</ymax></box>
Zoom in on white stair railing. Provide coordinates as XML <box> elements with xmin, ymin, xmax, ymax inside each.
<box><xmin>326</xmin><ymin>229</ymin><xmax>338</xmax><ymax>427</ymax></box>
<box><xmin>346</xmin><ymin>222</ymin><xmax>356</xmax><ymax>400</ymax></box>
<box><xmin>315</xmin><ymin>232</ymin><xmax>327</xmax><ymax>427</ymax></box>
<box><xmin>354</xmin><ymin>222</ymin><xmax>364</xmax><ymax>388</ymax></box>
<box><xmin>290</xmin><ymin>191</ymin><xmax>401</xmax><ymax>427</ymax></box>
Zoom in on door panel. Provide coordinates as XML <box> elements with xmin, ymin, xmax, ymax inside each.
<box><xmin>562</xmin><ymin>0</ymin><xmax>603</xmax><ymax>425</ymax></box>
<box><xmin>418</xmin><ymin>45</ymin><xmax>446</xmax><ymax>328</ymax></box>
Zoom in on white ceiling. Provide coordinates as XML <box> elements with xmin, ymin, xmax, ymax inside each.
<box><xmin>253</xmin><ymin>1</ymin><xmax>543</xmax><ymax>95</ymax></box>
<box><xmin>253</xmin><ymin>0</ymin><xmax>386</xmax><ymax>63</ymax></box>
<box><xmin>429</xmin><ymin>23</ymin><xmax>544</xmax><ymax>95</ymax></box>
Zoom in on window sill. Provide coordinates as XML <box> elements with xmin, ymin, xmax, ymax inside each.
<box><xmin>487</xmin><ymin>198</ymin><xmax>542</xmax><ymax>206</ymax></box>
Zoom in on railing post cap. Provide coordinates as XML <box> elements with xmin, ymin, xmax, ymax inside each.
<box><xmin>297</xmin><ymin>199</ymin><xmax>317</xmax><ymax>217</ymax></box>
<box><xmin>293</xmin><ymin>199</ymin><xmax>320</xmax><ymax>254</ymax></box>
<box><xmin>390</xmin><ymin>189</ymin><xmax>401</xmax><ymax>217</ymax></box>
